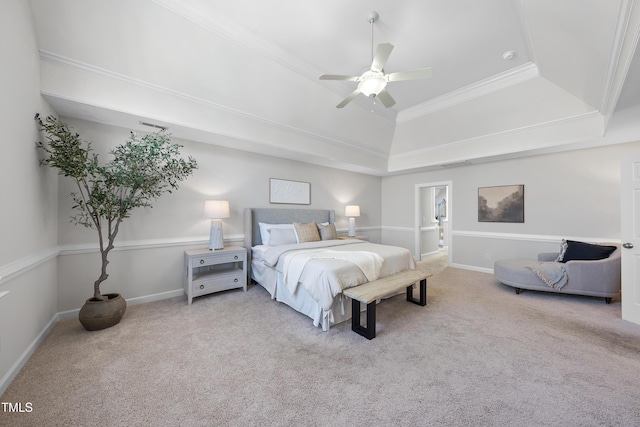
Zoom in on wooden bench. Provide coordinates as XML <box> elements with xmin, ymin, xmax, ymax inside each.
<box><xmin>343</xmin><ymin>269</ymin><xmax>428</xmax><ymax>339</ymax></box>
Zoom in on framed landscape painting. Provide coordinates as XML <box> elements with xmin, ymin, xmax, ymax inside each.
<box><xmin>478</xmin><ymin>185</ymin><xmax>524</xmax><ymax>223</ymax></box>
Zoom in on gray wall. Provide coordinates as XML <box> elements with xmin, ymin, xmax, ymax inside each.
<box><xmin>381</xmin><ymin>142</ymin><xmax>640</xmax><ymax>271</ymax></box>
<box><xmin>0</xmin><ymin>0</ymin><xmax>58</xmax><ymax>394</ymax></box>
<box><xmin>55</xmin><ymin>118</ymin><xmax>383</xmax><ymax>311</ymax></box>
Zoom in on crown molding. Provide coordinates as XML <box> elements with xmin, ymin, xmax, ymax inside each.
<box><xmin>397</xmin><ymin>62</ymin><xmax>540</xmax><ymax>124</ymax></box>
<box><xmin>599</xmin><ymin>0</ymin><xmax>639</xmax><ymax>119</ymax></box>
<box><xmin>39</xmin><ymin>51</ymin><xmax>389</xmax><ymax>161</ymax></box>
<box><xmin>390</xmin><ymin>110</ymin><xmax>602</xmax><ymax>162</ymax></box>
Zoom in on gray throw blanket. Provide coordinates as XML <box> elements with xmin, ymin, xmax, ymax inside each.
<box><xmin>525</xmin><ymin>262</ymin><xmax>568</xmax><ymax>290</ymax></box>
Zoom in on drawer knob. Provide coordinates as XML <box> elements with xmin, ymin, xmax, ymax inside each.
<box><xmin>234</xmin><ymin>278</ymin><xmax>238</xmax><ymax>283</ymax></box>
<box><xmin>200</xmin><ymin>259</ymin><xmax>205</xmax><ymax>264</ymax></box>
<box><xmin>200</xmin><ymin>284</ymin><xmax>204</xmax><ymax>289</ymax></box>
<box><xmin>234</xmin><ymin>255</ymin><xmax>238</xmax><ymax>260</ymax></box>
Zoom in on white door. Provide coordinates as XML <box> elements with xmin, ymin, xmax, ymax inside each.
<box><xmin>621</xmin><ymin>155</ymin><xmax>640</xmax><ymax>325</ymax></box>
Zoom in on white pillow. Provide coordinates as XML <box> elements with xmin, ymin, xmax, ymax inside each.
<box><xmin>258</xmin><ymin>223</ymin><xmax>294</xmax><ymax>246</ymax></box>
<box><xmin>268</xmin><ymin>227</ymin><xmax>298</xmax><ymax>246</ymax></box>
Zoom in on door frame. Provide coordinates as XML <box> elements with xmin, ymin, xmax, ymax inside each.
<box><xmin>415</xmin><ymin>180</ymin><xmax>452</xmax><ymax>263</ymax></box>
<box><xmin>621</xmin><ymin>155</ymin><xmax>640</xmax><ymax>326</ymax></box>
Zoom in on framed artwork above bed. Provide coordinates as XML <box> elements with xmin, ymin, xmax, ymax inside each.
<box><xmin>269</xmin><ymin>178</ymin><xmax>311</xmax><ymax>205</ymax></box>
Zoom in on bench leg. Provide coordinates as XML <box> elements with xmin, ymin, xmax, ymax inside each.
<box><xmin>406</xmin><ymin>278</ymin><xmax>427</xmax><ymax>306</ymax></box>
<box><xmin>351</xmin><ymin>298</ymin><xmax>376</xmax><ymax>340</ymax></box>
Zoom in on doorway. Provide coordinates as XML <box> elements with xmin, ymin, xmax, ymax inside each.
<box><xmin>415</xmin><ymin>181</ymin><xmax>452</xmax><ymax>264</ymax></box>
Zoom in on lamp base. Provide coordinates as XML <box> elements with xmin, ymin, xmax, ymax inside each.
<box><xmin>348</xmin><ymin>217</ymin><xmax>356</xmax><ymax>237</ymax></box>
<box><xmin>209</xmin><ymin>219</ymin><xmax>224</xmax><ymax>250</ymax></box>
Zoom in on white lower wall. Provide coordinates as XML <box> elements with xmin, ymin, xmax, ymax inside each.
<box><xmin>57</xmin><ymin>240</ymin><xmax>208</xmax><ymax>312</ymax></box>
<box><xmin>0</xmin><ymin>0</ymin><xmax>59</xmax><ymax>396</ymax></box>
<box><xmin>0</xmin><ymin>262</ymin><xmax>58</xmax><ymax>394</ymax></box>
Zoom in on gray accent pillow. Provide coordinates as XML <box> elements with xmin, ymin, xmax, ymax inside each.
<box><xmin>317</xmin><ymin>223</ymin><xmax>337</xmax><ymax>240</ymax></box>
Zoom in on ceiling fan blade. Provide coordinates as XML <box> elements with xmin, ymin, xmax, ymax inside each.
<box><xmin>319</xmin><ymin>74</ymin><xmax>359</xmax><ymax>81</ymax></box>
<box><xmin>376</xmin><ymin>88</ymin><xmax>396</xmax><ymax>108</ymax></box>
<box><xmin>336</xmin><ymin>89</ymin><xmax>361</xmax><ymax>108</ymax></box>
<box><xmin>371</xmin><ymin>43</ymin><xmax>394</xmax><ymax>72</ymax></box>
<box><xmin>387</xmin><ymin>67</ymin><xmax>433</xmax><ymax>82</ymax></box>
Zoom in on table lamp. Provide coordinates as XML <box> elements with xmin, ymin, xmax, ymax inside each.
<box><xmin>204</xmin><ymin>200</ymin><xmax>230</xmax><ymax>250</ymax></box>
<box><xmin>345</xmin><ymin>205</ymin><xmax>360</xmax><ymax>237</ymax></box>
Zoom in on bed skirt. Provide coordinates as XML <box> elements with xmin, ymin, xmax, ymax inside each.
<box><xmin>251</xmin><ymin>260</ymin><xmax>355</xmax><ymax>331</ymax></box>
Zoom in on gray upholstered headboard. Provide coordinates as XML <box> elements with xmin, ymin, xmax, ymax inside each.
<box><xmin>244</xmin><ymin>208</ymin><xmax>335</xmax><ymax>250</ymax></box>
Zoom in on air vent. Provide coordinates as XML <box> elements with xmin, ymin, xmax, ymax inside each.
<box><xmin>140</xmin><ymin>121</ymin><xmax>167</xmax><ymax>131</ymax></box>
<box><xmin>440</xmin><ymin>161</ymin><xmax>471</xmax><ymax>168</ymax></box>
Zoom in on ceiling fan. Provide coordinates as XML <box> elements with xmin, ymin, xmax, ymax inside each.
<box><xmin>319</xmin><ymin>11</ymin><xmax>432</xmax><ymax>109</ymax></box>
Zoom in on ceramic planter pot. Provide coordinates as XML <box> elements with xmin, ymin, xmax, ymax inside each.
<box><xmin>78</xmin><ymin>293</ymin><xmax>127</xmax><ymax>331</ymax></box>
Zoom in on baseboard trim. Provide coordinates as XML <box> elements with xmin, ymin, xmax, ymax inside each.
<box><xmin>2</xmin><ymin>287</ymin><xmax>185</xmax><ymax>395</ymax></box>
<box><xmin>0</xmin><ymin>311</ymin><xmax>58</xmax><ymax>396</ymax></box>
<box><xmin>57</xmin><ymin>288</ymin><xmax>185</xmax><ymax>320</ymax></box>
<box><xmin>450</xmin><ymin>262</ymin><xmax>494</xmax><ymax>275</ymax></box>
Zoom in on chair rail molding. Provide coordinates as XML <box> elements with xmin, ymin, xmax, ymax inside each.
<box><xmin>452</xmin><ymin>230</ymin><xmax>620</xmax><ymax>244</ymax></box>
<box><xmin>0</xmin><ymin>247</ymin><xmax>59</xmax><ymax>287</ymax></box>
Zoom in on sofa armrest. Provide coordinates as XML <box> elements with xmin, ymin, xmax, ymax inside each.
<box><xmin>564</xmin><ymin>255</ymin><xmax>621</xmax><ymax>293</ymax></box>
<box><xmin>538</xmin><ymin>252</ymin><xmax>559</xmax><ymax>262</ymax></box>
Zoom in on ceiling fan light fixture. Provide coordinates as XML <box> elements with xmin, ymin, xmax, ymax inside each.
<box><xmin>319</xmin><ymin>11</ymin><xmax>431</xmax><ymax>109</ymax></box>
<box><xmin>358</xmin><ymin>71</ymin><xmax>387</xmax><ymax>96</ymax></box>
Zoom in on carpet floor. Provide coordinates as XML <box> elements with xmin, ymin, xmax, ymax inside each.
<box><xmin>2</xmin><ymin>263</ymin><xmax>640</xmax><ymax>426</ymax></box>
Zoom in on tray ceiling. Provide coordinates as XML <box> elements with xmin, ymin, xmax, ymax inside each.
<box><xmin>29</xmin><ymin>0</ymin><xmax>640</xmax><ymax>175</ymax></box>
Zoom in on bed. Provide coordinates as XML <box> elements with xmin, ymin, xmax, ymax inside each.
<box><xmin>244</xmin><ymin>208</ymin><xmax>417</xmax><ymax>331</ymax></box>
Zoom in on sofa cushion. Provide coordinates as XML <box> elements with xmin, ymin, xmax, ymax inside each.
<box><xmin>559</xmin><ymin>240</ymin><xmax>616</xmax><ymax>263</ymax></box>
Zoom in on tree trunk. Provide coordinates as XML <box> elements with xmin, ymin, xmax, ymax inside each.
<box><xmin>93</xmin><ymin>253</ymin><xmax>109</xmax><ymax>301</ymax></box>
<box><xmin>93</xmin><ymin>218</ymin><xmax>122</xmax><ymax>300</ymax></box>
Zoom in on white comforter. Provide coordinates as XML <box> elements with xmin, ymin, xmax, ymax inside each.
<box><xmin>261</xmin><ymin>240</ymin><xmax>416</xmax><ymax>312</ymax></box>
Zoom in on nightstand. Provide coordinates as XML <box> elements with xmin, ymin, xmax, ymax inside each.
<box><xmin>337</xmin><ymin>235</ymin><xmax>369</xmax><ymax>241</ymax></box>
<box><xmin>183</xmin><ymin>246</ymin><xmax>247</xmax><ymax>304</ymax></box>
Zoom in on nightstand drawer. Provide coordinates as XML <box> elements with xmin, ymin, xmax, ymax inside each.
<box><xmin>191</xmin><ymin>251</ymin><xmax>244</xmax><ymax>267</ymax></box>
<box><xmin>184</xmin><ymin>246</ymin><xmax>247</xmax><ymax>304</ymax></box>
<box><xmin>192</xmin><ymin>269</ymin><xmax>245</xmax><ymax>297</ymax></box>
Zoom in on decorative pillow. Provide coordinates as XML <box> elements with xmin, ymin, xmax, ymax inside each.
<box><xmin>317</xmin><ymin>223</ymin><xmax>337</xmax><ymax>240</ymax></box>
<box><xmin>554</xmin><ymin>239</ymin><xmax>568</xmax><ymax>262</ymax></box>
<box><xmin>258</xmin><ymin>223</ymin><xmax>294</xmax><ymax>246</ymax></box>
<box><xmin>293</xmin><ymin>221</ymin><xmax>321</xmax><ymax>243</ymax></box>
<box><xmin>559</xmin><ymin>240</ymin><xmax>617</xmax><ymax>263</ymax></box>
<box><xmin>267</xmin><ymin>227</ymin><xmax>298</xmax><ymax>246</ymax></box>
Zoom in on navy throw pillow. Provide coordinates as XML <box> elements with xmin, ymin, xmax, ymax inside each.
<box><xmin>559</xmin><ymin>240</ymin><xmax>616</xmax><ymax>263</ymax></box>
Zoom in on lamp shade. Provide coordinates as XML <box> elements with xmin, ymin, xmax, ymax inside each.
<box><xmin>203</xmin><ymin>200</ymin><xmax>230</xmax><ymax>219</ymax></box>
<box><xmin>345</xmin><ymin>205</ymin><xmax>360</xmax><ymax>217</ymax></box>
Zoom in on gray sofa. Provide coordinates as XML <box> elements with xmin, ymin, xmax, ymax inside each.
<box><xmin>494</xmin><ymin>243</ymin><xmax>621</xmax><ymax>303</ymax></box>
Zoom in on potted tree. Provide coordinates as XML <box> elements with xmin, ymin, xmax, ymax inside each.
<box><xmin>35</xmin><ymin>114</ymin><xmax>198</xmax><ymax>331</ymax></box>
